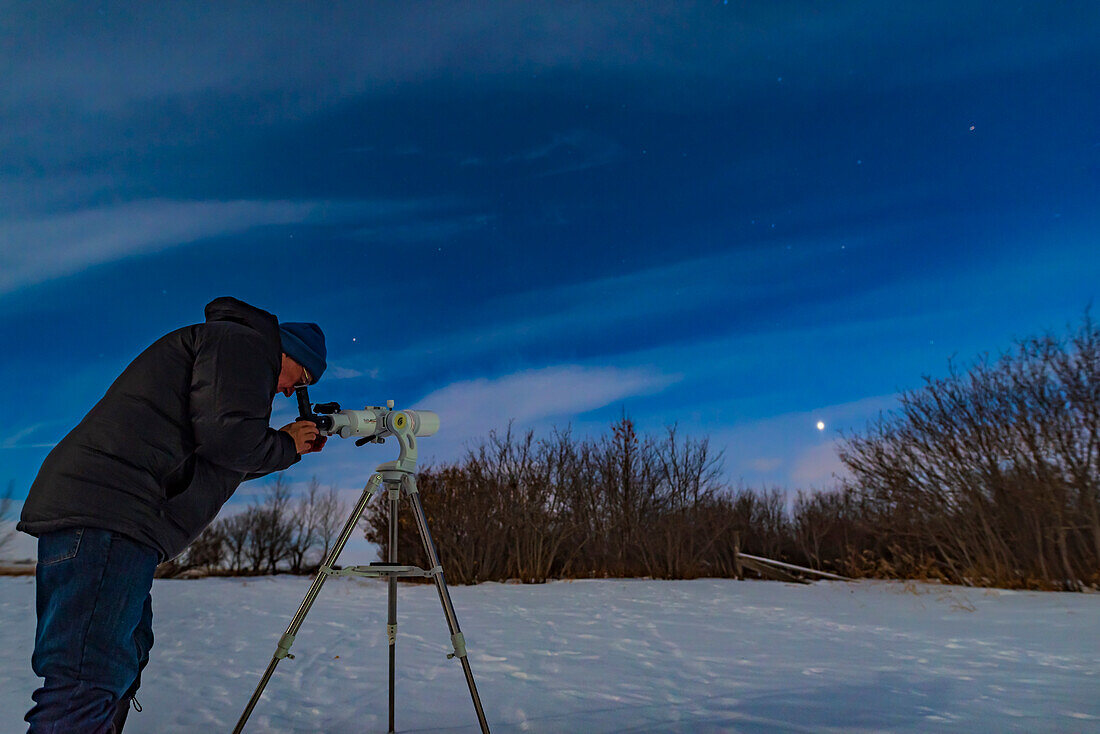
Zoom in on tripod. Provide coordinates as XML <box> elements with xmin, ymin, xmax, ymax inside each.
<box><xmin>233</xmin><ymin>401</ymin><xmax>490</xmax><ymax>734</ymax></box>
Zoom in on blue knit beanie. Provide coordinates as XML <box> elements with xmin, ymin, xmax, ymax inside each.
<box><xmin>279</xmin><ymin>322</ymin><xmax>327</xmax><ymax>383</ymax></box>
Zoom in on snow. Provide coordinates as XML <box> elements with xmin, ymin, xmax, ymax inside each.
<box><xmin>1</xmin><ymin>576</ymin><xmax>1098</xmax><ymax>733</ymax></box>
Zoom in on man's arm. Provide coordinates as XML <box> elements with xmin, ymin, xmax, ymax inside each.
<box><xmin>190</xmin><ymin>328</ymin><xmax>299</xmax><ymax>475</ymax></box>
<box><xmin>242</xmin><ymin>422</ymin><xmax>324</xmax><ymax>481</ymax></box>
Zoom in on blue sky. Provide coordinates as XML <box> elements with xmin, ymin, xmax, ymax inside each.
<box><xmin>2</xmin><ymin>2</ymin><xmax>1098</xmax><ymax>517</ymax></box>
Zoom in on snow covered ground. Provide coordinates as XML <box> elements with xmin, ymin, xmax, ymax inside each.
<box><xmin>1</xmin><ymin>575</ymin><xmax>1097</xmax><ymax>733</ymax></box>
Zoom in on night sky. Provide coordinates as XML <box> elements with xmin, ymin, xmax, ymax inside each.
<box><xmin>2</xmin><ymin>2</ymin><xmax>1098</xmax><ymax>513</ymax></box>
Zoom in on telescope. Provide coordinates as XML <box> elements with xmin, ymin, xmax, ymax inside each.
<box><xmin>296</xmin><ymin>386</ymin><xmax>438</xmax><ymax>444</ymax></box>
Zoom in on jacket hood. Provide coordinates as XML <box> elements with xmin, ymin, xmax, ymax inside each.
<box><xmin>204</xmin><ymin>297</ymin><xmax>281</xmax><ymax>343</ymax></box>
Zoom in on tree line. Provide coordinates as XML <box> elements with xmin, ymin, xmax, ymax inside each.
<box><xmin>365</xmin><ymin>315</ymin><xmax>1099</xmax><ymax>591</ymax></box>
<box><xmin>167</xmin><ymin>314</ymin><xmax>1098</xmax><ymax>590</ymax></box>
<box><xmin>157</xmin><ymin>478</ymin><xmax>347</xmax><ymax>577</ymax></box>
<box><xmin>835</xmin><ymin>315</ymin><xmax>1100</xmax><ymax>590</ymax></box>
<box><xmin>362</xmin><ymin>420</ymin><xmax>862</xmax><ymax>586</ymax></box>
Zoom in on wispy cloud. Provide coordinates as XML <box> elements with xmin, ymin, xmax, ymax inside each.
<box><xmin>5</xmin><ymin>4</ymin><xmax>1091</xmax><ymax>116</ymax></box>
<box><xmin>413</xmin><ymin>364</ymin><xmax>679</xmax><ymax>439</ymax></box>
<box><xmin>506</xmin><ymin>130</ymin><xmax>624</xmax><ymax>177</ymax></box>
<box><xmin>350</xmin><ymin>129</ymin><xmax>623</xmax><ymax>181</ymax></box>
<box><xmin>0</xmin><ymin>198</ymin><xmax>434</xmax><ymax>296</ymax></box>
<box><xmin>706</xmin><ymin>394</ymin><xmax>899</xmax><ymax>488</ymax></box>
<box><xmin>790</xmin><ymin>441</ymin><xmax>849</xmax><ymax>487</ymax></box>
<box><xmin>351</xmin><ymin>213</ymin><xmax>495</xmax><ymax>244</ymax></box>
<box><xmin>748</xmin><ymin>457</ymin><xmax>782</xmax><ymax>474</ymax></box>
<box><xmin>325</xmin><ymin>366</ymin><xmax>374</xmax><ymax>380</ymax></box>
<box><xmin>1</xmin><ymin>422</ymin><xmax>61</xmax><ymax>451</ymax></box>
<box><xmin>345</xmin><ymin>238</ymin><xmax>860</xmax><ymax>377</ymax></box>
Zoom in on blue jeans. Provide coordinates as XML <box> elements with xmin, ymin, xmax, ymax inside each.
<box><xmin>26</xmin><ymin>528</ymin><xmax>158</xmax><ymax>734</ymax></box>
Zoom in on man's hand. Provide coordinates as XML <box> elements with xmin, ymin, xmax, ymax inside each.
<box><xmin>280</xmin><ymin>420</ymin><xmax>326</xmax><ymax>454</ymax></box>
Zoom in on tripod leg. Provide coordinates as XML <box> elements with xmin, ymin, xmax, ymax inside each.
<box><xmin>232</xmin><ymin>472</ymin><xmax>384</xmax><ymax>734</ymax></box>
<box><xmin>404</xmin><ymin>476</ymin><xmax>491</xmax><ymax>734</ymax></box>
<box><xmin>387</xmin><ymin>487</ymin><xmax>399</xmax><ymax>734</ymax></box>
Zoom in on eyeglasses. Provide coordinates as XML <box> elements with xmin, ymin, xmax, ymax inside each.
<box><xmin>294</xmin><ymin>366</ymin><xmax>313</xmax><ymax>390</ymax></box>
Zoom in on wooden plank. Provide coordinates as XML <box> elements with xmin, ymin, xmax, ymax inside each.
<box><xmin>738</xmin><ymin>556</ymin><xmax>809</xmax><ymax>584</ymax></box>
<box><xmin>739</xmin><ymin>553</ymin><xmax>851</xmax><ymax>582</ymax></box>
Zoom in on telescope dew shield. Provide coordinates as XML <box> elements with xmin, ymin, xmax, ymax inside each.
<box><xmin>404</xmin><ymin>410</ymin><xmax>439</xmax><ymax>437</ymax></box>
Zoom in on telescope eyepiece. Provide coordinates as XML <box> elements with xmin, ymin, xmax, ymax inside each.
<box><xmin>294</xmin><ymin>386</ymin><xmax>313</xmax><ymax>421</ymax></box>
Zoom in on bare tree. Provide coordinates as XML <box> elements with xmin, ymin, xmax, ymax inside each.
<box><xmin>0</xmin><ymin>481</ymin><xmax>17</xmax><ymax>556</ymax></box>
<box><xmin>838</xmin><ymin>314</ymin><xmax>1100</xmax><ymax>589</ymax></box>
<box><xmin>314</xmin><ymin>484</ymin><xmax>347</xmax><ymax>563</ymax></box>
<box><xmin>242</xmin><ymin>508</ymin><xmax>266</xmax><ymax>573</ymax></box>
<box><xmin>639</xmin><ymin>426</ymin><xmax>728</xmax><ymax>578</ymax></box>
<box><xmin>287</xmin><ymin>478</ymin><xmax>322</xmax><ymax>573</ymax></box>
<box><xmin>218</xmin><ymin>511</ymin><xmax>253</xmax><ymax>574</ymax></box>
<box><xmin>185</xmin><ymin>524</ymin><xmax>226</xmax><ymax>573</ymax></box>
<box><xmin>245</xmin><ymin>477</ymin><xmax>294</xmax><ymax>574</ymax></box>
<box><xmin>365</xmin><ymin>418</ymin><xmax>740</xmax><ymax>584</ymax></box>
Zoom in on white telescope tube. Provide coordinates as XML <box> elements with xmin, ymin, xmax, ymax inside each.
<box><xmin>322</xmin><ymin>407</ymin><xmax>382</xmax><ymax>439</ymax></box>
<box><xmin>322</xmin><ymin>408</ymin><xmax>439</xmax><ymax>440</ymax></box>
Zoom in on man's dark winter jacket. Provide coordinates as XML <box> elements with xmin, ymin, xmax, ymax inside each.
<box><xmin>18</xmin><ymin>297</ymin><xmax>301</xmax><ymax>561</ymax></box>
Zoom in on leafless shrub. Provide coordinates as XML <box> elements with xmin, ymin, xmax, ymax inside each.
<box><xmin>364</xmin><ymin>417</ymin><xmax>731</xmax><ymax>583</ymax></box>
<box><xmin>314</xmin><ymin>484</ymin><xmax>347</xmax><ymax>562</ymax></box>
<box><xmin>0</xmin><ymin>481</ymin><xmax>16</xmax><ymax>556</ymax></box>
<box><xmin>219</xmin><ymin>511</ymin><xmax>252</xmax><ymax>574</ymax></box>
<box><xmin>164</xmin><ymin>475</ymin><xmax>349</xmax><ymax>577</ymax></box>
<box><xmin>838</xmin><ymin>314</ymin><xmax>1100</xmax><ymax>590</ymax></box>
<box><xmin>156</xmin><ymin>524</ymin><xmax>226</xmax><ymax>578</ymax></box>
<box><xmin>246</xmin><ymin>477</ymin><xmax>294</xmax><ymax>574</ymax></box>
<box><xmin>287</xmin><ymin>478</ymin><xmax>321</xmax><ymax>573</ymax></box>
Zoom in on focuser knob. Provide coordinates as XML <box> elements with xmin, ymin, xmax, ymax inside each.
<box><xmin>313</xmin><ymin>402</ymin><xmax>341</xmax><ymax>414</ymax></box>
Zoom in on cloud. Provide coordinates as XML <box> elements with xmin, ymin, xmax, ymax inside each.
<box><xmin>507</xmin><ymin>130</ymin><xmax>624</xmax><ymax>177</ymax></box>
<box><xmin>4</xmin><ymin>3</ymin><xmax>1092</xmax><ymax>117</ymax></box>
<box><xmin>325</xmin><ymin>366</ymin><xmax>372</xmax><ymax>380</ymax></box>
<box><xmin>0</xmin><ymin>198</ymin><xmax>433</xmax><ymax>295</ymax></box>
<box><xmin>790</xmin><ymin>441</ymin><xmax>849</xmax><ymax>487</ymax></box>
<box><xmin>414</xmin><ymin>364</ymin><xmax>679</xmax><ymax>435</ymax></box>
<box><xmin>706</xmin><ymin>393</ymin><xmax>899</xmax><ymax>487</ymax></box>
<box><xmin>0</xmin><ymin>422</ymin><xmax>62</xmax><ymax>451</ymax></box>
<box><xmin>344</xmin><ymin>238</ymin><xmax>861</xmax><ymax>376</ymax></box>
<box><xmin>352</xmin><ymin>213</ymin><xmax>495</xmax><ymax>244</ymax></box>
<box><xmin>348</xmin><ymin>129</ymin><xmax>622</xmax><ymax>183</ymax></box>
<box><xmin>749</xmin><ymin>457</ymin><xmax>782</xmax><ymax>474</ymax></box>
<box><xmin>2</xmin><ymin>424</ymin><xmax>48</xmax><ymax>449</ymax></box>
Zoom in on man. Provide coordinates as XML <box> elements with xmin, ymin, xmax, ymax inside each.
<box><xmin>17</xmin><ymin>296</ymin><xmax>327</xmax><ymax>733</ymax></box>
